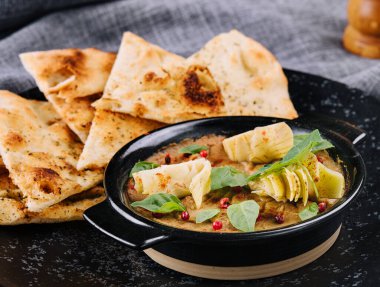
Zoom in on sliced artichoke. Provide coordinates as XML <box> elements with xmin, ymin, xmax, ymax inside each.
<box><xmin>294</xmin><ymin>167</ymin><xmax>309</xmax><ymax>206</ymax></box>
<box><xmin>189</xmin><ymin>162</ymin><xmax>212</xmax><ymax>209</ymax></box>
<box><xmin>302</xmin><ymin>153</ymin><xmax>320</xmax><ymax>182</ymax></box>
<box><xmin>250</xmin><ymin>164</ymin><xmax>321</xmax><ymax>204</ymax></box>
<box><xmin>133</xmin><ymin>158</ymin><xmax>212</xmax><ymax>209</ymax></box>
<box><xmin>301</xmin><ymin>165</ymin><xmax>319</xmax><ymax>201</ymax></box>
<box><xmin>223</xmin><ymin>122</ymin><xmax>293</xmax><ymax>163</ymax></box>
<box><xmin>249</xmin><ymin>160</ymin><xmax>344</xmax><ymax>204</ymax></box>
<box><xmin>223</xmin><ymin>130</ymin><xmax>254</xmax><ymax>162</ymax></box>
<box><xmin>250</xmin><ymin>172</ymin><xmax>287</xmax><ymax>202</ymax></box>
<box><xmin>266</xmin><ymin>173</ymin><xmax>286</xmax><ymax>202</ymax></box>
<box><xmin>281</xmin><ymin>168</ymin><xmax>297</xmax><ymax>202</ymax></box>
<box><xmin>249</xmin><ymin>177</ymin><xmax>274</xmax><ymax>197</ymax></box>
<box><xmin>249</xmin><ymin>122</ymin><xmax>294</xmax><ymax>163</ymax></box>
<box><xmin>292</xmin><ymin>170</ymin><xmax>302</xmax><ymax>202</ymax></box>
<box><xmin>315</xmin><ymin>162</ymin><xmax>345</xmax><ymax>199</ymax></box>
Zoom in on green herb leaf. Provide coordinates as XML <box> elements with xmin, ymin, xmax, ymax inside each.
<box><xmin>247</xmin><ymin>130</ymin><xmax>329</xmax><ymax>181</ymax></box>
<box><xmin>195</xmin><ymin>209</ymin><xmax>220</xmax><ymax>223</ymax></box>
<box><xmin>211</xmin><ymin>166</ymin><xmax>248</xmax><ymax>190</ymax></box>
<box><xmin>227</xmin><ymin>200</ymin><xmax>260</xmax><ymax>232</ymax></box>
<box><xmin>130</xmin><ymin>193</ymin><xmax>186</xmax><ymax>213</ymax></box>
<box><xmin>283</xmin><ymin>130</ymin><xmax>321</xmax><ymax>161</ymax></box>
<box><xmin>179</xmin><ymin>144</ymin><xmax>208</xmax><ymax>154</ymax></box>
<box><xmin>294</xmin><ymin>134</ymin><xmax>334</xmax><ymax>152</ymax></box>
<box><xmin>130</xmin><ymin>161</ymin><xmax>159</xmax><ymax>177</ymax></box>
<box><xmin>298</xmin><ymin>202</ymin><xmax>319</xmax><ymax>221</ymax></box>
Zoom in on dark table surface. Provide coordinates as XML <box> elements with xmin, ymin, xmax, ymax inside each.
<box><xmin>0</xmin><ymin>70</ymin><xmax>379</xmax><ymax>287</ymax></box>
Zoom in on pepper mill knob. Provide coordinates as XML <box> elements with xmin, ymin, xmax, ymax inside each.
<box><xmin>343</xmin><ymin>0</ymin><xmax>380</xmax><ymax>58</ymax></box>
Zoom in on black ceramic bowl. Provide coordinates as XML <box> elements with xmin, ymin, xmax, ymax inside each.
<box><xmin>84</xmin><ymin>114</ymin><xmax>366</xmax><ymax>279</ymax></box>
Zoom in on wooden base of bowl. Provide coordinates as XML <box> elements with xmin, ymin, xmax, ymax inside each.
<box><xmin>144</xmin><ymin>225</ymin><xmax>341</xmax><ymax>280</ymax></box>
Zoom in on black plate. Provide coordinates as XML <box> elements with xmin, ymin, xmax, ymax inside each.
<box><xmin>1</xmin><ymin>69</ymin><xmax>379</xmax><ymax>286</ymax></box>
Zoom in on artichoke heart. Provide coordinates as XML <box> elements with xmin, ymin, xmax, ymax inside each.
<box><xmin>222</xmin><ymin>130</ymin><xmax>254</xmax><ymax>162</ymax></box>
<box><xmin>249</xmin><ymin>160</ymin><xmax>344</xmax><ymax>204</ymax></box>
<box><xmin>315</xmin><ymin>162</ymin><xmax>345</xmax><ymax>199</ymax></box>
<box><xmin>250</xmin><ymin>167</ymin><xmax>316</xmax><ymax>206</ymax></box>
<box><xmin>293</xmin><ymin>170</ymin><xmax>302</xmax><ymax>202</ymax></box>
<box><xmin>133</xmin><ymin>158</ymin><xmax>212</xmax><ymax>209</ymax></box>
<box><xmin>222</xmin><ymin>122</ymin><xmax>293</xmax><ymax>163</ymax></box>
<box><xmin>249</xmin><ymin>174</ymin><xmax>286</xmax><ymax>202</ymax></box>
<box><xmin>266</xmin><ymin>173</ymin><xmax>286</xmax><ymax>202</ymax></box>
<box><xmin>281</xmin><ymin>168</ymin><xmax>297</xmax><ymax>202</ymax></box>
<box><xmin>294</xmin><ymin>167</ymin><xmax>309</xmax><ymax>206</ymax></box>
<box><xmin>302</xmin><ymin>153</ymin><xmax>320</xmax><ymax>181</ymax></box>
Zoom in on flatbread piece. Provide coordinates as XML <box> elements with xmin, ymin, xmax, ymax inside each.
<box><xmin>94</xmin><ymin>32</ymin><xmax>224</xmax><ymax>123</ymax></box>
<box><xmin>19</xmin><ymin>48</ymin><xmax>116</xmax><ymax>100</ymax></box>
<box><xmin>0</xmin><ymin>166</ymin><xmax>105</xmax><ymax>225</ymax></box>
<box><xmin>0</xmin><ymin>91</ymin><xmax>103</xmax><ymax>212</ymax></box>
<box><xmin>95</xmin><ymin>31</ymin><xmax>297</xmax><ymax>123</ymax></box>
<box><xmin>188</xmin><ymin>30</ymin><xmax>298</xmax><ymax>119</ymax></box>
<box><xmin>77</xmin><ymin>109</ymin><xmax>164</xmax><ymax>170</ymax></box>
<box><xmin>20</xmin><ymin>48</ymin><xmax>116</xmax><ymax>142</ymax></box>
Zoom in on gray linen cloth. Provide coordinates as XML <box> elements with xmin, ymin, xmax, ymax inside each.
<box><xmin>0</xmin><ymin>0</ymin><xmax>379</xmax><ymax>99</ymax></box>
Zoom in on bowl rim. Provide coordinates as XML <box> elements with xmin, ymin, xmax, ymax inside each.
<box><xmin>103</xmin><ymin>115</ymin><xmax>366</xmax><ymax>241</ymax></box>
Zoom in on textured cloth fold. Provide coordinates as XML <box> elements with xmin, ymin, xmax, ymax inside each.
<box><xmin>0</xmin><ymin>0</ymin><xmax>379</xmax><ymax>99</ymax></box>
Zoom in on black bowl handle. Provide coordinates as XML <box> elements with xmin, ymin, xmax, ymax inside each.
<box><xmin>297</xmin><ymin>113</ymin><xmax>366</xmax><ymax>145</ymax></box>
<box><xmin>84</xmin><ymin>200</ymin><xmax>171</xmax><ymax>250</ymax></box>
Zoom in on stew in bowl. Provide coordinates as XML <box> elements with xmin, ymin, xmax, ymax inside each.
<box><xmin>126</xmin><ymin>122</ymin><xmax>347</xmax><ymax>233</ymax></box>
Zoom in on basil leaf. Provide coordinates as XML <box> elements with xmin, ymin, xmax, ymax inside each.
<box><xmin>294</xmin><ymin>134</ymin><xmax>334</xmax><ymax>152</ymax></box>
<box><xmin>227</xmin><ymin>200</ymin><xmax>260</xmax><ymax>232</ymax></box>
<box><xmin>248</xmin><ymin>130</ymin><xmax>328</xmax><ymax>181</ymax></box>
<box><xmin>179</xmin><ymin>144</ymin><xmax>208</xmax><ymax>154</ymax></box>
<box><xmin>130</xmin><ymin>161</ymin><xmax>159</xmax><ymax>177</ymax></box>
<box><xmin>211</xmin><ymin>166</ymin><xmax>248</xmax><ymax>190</ymax></box>
<box><xmin>196</xmin><ymin>209</ymin><xmax>220</xmax><ymax>223</ymax></box>
<box><xmin>282</xmin><ymin>130</ymin><xmax>321</xmax><ymax>161</ymax></box>
<box><xmin>130</xmin><ymin>193</ymin><xmax>186</xmax><ymax>213</ymax></box>
<box><xmin>299</xmin><ymin>202</ymin><xmax>319</xmax><ymax>221</ymax></box>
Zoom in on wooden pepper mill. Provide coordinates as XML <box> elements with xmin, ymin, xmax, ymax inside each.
<box><xmin>343</xmin><ymin>0</ymin><xmax>380</xmax><ymax>58</ymax></box>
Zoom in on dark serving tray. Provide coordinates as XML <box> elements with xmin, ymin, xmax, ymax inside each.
<box><xmin>0</xmin><ymin>69</ymin><xmax>379</xmax><ymax>287</ymax></box>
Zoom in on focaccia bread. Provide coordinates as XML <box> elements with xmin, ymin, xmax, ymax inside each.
<box><xmin>188</xmin><ymin>30</ymin><xmax>298</xmax><ymax>119</ymax></box>
<box><xmin>0</xmin><ymin>91</ymin><xmax>103</xmax><ymax>212</ymax></box>
<box><xmin>0</xmin><ymin>166</ymin><xmax>105</xmax><ymax>225</ymax></box>
<box><xmin>20</xmin><ymin>49</ymin><xmax>116</xmax><ymax>142</ymax></box>
<box><xmin>93</xmin><ymin>32</ymin><xmax>225</xmax><ymax>123</ymax></box>
<box><xmin>77</xmin><ymin>109</ymin><xmax>164</xmax><ymax>170</ymax></box>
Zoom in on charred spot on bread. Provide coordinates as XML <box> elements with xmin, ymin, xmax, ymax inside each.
<box><xmin>39</xmin><ymin>182</ymin><xmax>55</xmax><ymax>194</ymax></box>
<box><xmin>143</xmin><ymin>71</ymin><xmax>170</xmax><ymax>87</ymax></box>
<box><xmin>62</xmin><ymin>49</ymin><xmax>85</xmax><ymax>75</ymax></box>
<box><xmin>3</xmin><ymin>131</ymin><xmax>25</xmax><ymax>149</ymax></box>
<box><xmin>144</xmin><ymin>72</ymin><xmax>157</xmax><ymax>82</ymax></box>
<box><xmin>42</xmin><ymin>50</ymin><xmax>85</xmax><ymax>89</ymax></box>
<box><xmin>31</xmin><ymin>168</ymin><xmax>61</xmax><ymax>194</ymax></box>
<box><xmin>183</xmin><ymin>65</ymin><xmax>224</xmax><ymax>109</ymax></box>
<box><xmin>134</xmin><ymin>102</ymin><xmax>148</xmax><ymax>117</ymax></box>
<box><xmin>32</xmin><ymin>168</ymin><xmax>60</xmax><ymax>181</ymax></box>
